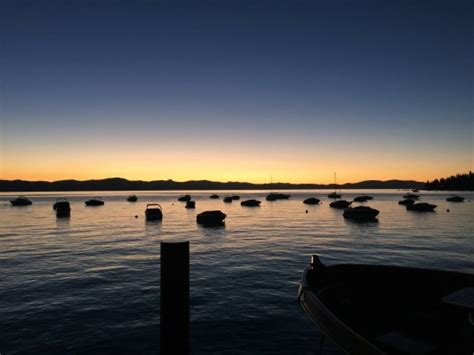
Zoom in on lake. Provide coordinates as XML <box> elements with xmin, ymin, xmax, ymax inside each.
<box><xmin>1</xmin><ymin>190</ymin><xmax>473</xmax><ymax>354</ymax></box>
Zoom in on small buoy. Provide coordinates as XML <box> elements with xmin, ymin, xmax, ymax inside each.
<box><xmin>135</xmin><ymin>215</ymin><xmax>138</xmax><ymax>218</ymax></box>
<box><xmin>306</xmin><ymin>210</ymin><xmax>308</xmax><ymax>213</ymax></box>
<box><xmin>446</xmin><ymin>209</ymin><xmax>450</xmax><ymax>213</ymax></box>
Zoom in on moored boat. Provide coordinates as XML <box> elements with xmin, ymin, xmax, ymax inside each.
<box><xmin>209</xmin><ymin>194</ymin><xmax>220</xmax><ymax>199</ymax></box>
<box><xmin>185</xmin><ymin>200</ymin><xmax>196</xmax><ymax>209</ymax></box>
<box><xmin>53</xmin><ymin>198</ymin><xmax>71</xmax><ymax>217</ymax></box>
<box><xmin>241</xmin><ymin>199</ymin><xmax>261</xmax><ymax>207</ymax></box>
<box><xmin>10</xmin><ymin>196</ymin><xmax>32</xmax><ymax>206</ymax></box>
<box><xmin>328</xmin><ymin>172</ymin><xmax>342</xmax><ymax>199</ymax></box>
<box><xmin>329</xmin><ymin>200</ymin><xmax>351</xmax><ymax>209</ymax></box>
<box><xmin>85</xmin><ymin>197</ymin><xmax>104</xmax><ymax>206</ymax></box>
<box><xmin>303</xmin><ymin>197</ymin><xmax>321</xmax><ymax>205</ymax></box>
<box><xmin>127</xmin><ymin>195</ymin><xmax>138</xmax><ymax>202</ymax></box>
<box><xmin>298</xmin><ymin>255</ymin><xmax>474</xmax><ymax>355</ymax></box>
<box><xmin>145</xmin><ymin>203</ymin><xmax>163</xmax><ymax>221</ymax></box>
<box><xmin>178</xmin><ymin>194</ymin><xmax>192</xmax><ymax>202</ymax></box>
<box><xmin>407</xmin><ymin>202</ymin><xmax>437</xmax><ymax>212</ymax></box>
<box><xmin>223</xmin><ymin>196</ymin><xmax>233</xmax><ymax>203</ymax></box>
<box><xmin>196</xmin><ymin>210</ymin><xmax>226</xmax><ymax>226</ymax></box>
<box><xmin>266</xmin><ymin>193</ymin><xmax>290</xmax><ymax>201</ymax></box>
<box><xmin>231</xmin><ymin>195</ymin><xmax>240</xmax><ymax>200</ymax></box>
<box><xmin>353</xmin><ymin>195</ymin><xmax>373</xmax><ymax>202</ymax></box>
<box><xmin>399</xmin><ymin>198</ymin><xmax>415</xmax><ymax>206</ymax></box>
<box><xmin>447</xmin><ymin>196</ymin><xmax>465</xmax><ymax>202</ymax></box>
<box><xmin>343</xmin><ymin>206</ymin><xmax>379</xmax><ymax>221</ymax></box>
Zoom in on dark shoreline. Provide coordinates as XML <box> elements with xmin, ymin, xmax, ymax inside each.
<box><xmin>0</xmin><ymin>177</ymin><xmax>425</xmax><ymax>192</ymax></box>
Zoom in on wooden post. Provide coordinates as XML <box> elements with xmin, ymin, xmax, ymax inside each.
<box><xmin>160</xmin><ymin>241</ymin><xmax>190</xmax><ymax>354</ymax></box>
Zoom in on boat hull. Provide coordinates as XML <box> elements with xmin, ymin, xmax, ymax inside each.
<box><xmin>407</xmin><ymin>203</ymin><xmax>436</xmax><ymax>212</ymax></box>
<box><xmin>146</xmin><ymin>209</ymin><xmax>163</xmax><ymax>221</ymax></box>
<box><xmin>10</xmin><ymin>198</ymin><xmax>32</xmax><ymax>206</ymax></box>
<box><xmin>196</xmin><ymin>210</ymin><xmax>226</xmax><ymax>226</ymax></box>
<box><xmin>343</xmin><ymin>207</ymin><xmax>379</xmax><ymax>220</ymax></box>
<box><xmin>298</xmin><ymin>259</ymin><xmax>474</xmax><ymax>354</ymax></box>
<box><xmin>85</xmin><ymin>201</ymin><xmax>104</xmax><ymax>206</ymax></box>
<box><xmin>303</xmin><ymin>198</ymin><xmax>321</xmax><ymax>205</ymax></box>
<box><xmin>241</xmin><ymin>199</ymin><xmax>261</xmax><ymax>207</ymax></box>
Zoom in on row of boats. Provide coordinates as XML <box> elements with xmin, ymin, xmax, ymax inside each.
<box><xmin>9</xmin><ymin>192</ymin><xmax>466</xmax><ymax>222</ymax></box>
<box><xmin>9</xmin><ymin>193</ymin><xmax>465</xmax><ymax>207</ymax></box>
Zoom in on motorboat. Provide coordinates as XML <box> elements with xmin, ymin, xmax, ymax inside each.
<box><xmin>178</xmin><ymin>195</ymin><xmax>192</xmax><ymax>202</ymax></box>
<box><xmin>85</xmin><ymin>197</ymin><xmax>104</xmax><ymax>206</ymax></box>
<box><xmin>145</xmin><ymin>203</ymin><xmax>163</xmax><ymax>221</ymax></box>
<box><xmin>10</xmin><ymin>196</ymin><xmax>32</xmax><ymax>206</ymax></box>
<box><xmin>196</xmin><ymin>210</ymin><xmax>226</xmax><ymax>226</ymax></box>
<box><xmin>343</xmin><ymin>206</ymin><xmax>379</xmax><ymax>221</ymax></box>
<box><xmin>303</xmin><ymin>197</ymin><xmax>321</xmax><ymax>205</ymax></box>
<box><xmin>407</xmin><ymin>203</ymin><xmax>437</xmax><ymax>212</ymax></box>
<box><xmin>241</xmin><ymin>199</ymin><xmax>261</xmax><ymax>207</ymax></box>
<box><xmin>127</xmin><ymin>195</ymin><xmax>138</xmax><ymax>202</ymax></box>
<box><xmin>329</xmin><ymin>200</ymin><xmax>351</xmax><ymax>209</ymax></box>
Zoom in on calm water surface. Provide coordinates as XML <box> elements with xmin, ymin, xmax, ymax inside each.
<box><xmin>1</xmin><ymin>190</ymin><xmax>473</xmax><ymax>354</ymax></box>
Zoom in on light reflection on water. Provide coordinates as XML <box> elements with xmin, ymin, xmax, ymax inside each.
<box><xmin>0</xmin><ymin>190</ymin><xmax>473</xmax><ymax>354</ymax></box>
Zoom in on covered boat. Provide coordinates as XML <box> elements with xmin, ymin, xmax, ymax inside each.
<box><xmin>196</xmin><ymin>210</ymin><xmax>226</xmax><ymax>226</ymax></box>
<box><xmin>185</xmin><ymin>200</ymin><xmax>196</xmax><ymax>209</ymax></box>
<box><xmin>399</xmin><ymin>198</ymin><xmax>415</xmax><ymax>206</ymax></box>
<box><xmin>447</xmin><ymin>196</ymin><xmax>465</xmax><ymax>202</ymax></box>
<box><xmin>127</xmin><ymin>195</ymin><xmax>138</xmax><ymax>202</ymax></box>
<box><xmin>241</xmin><ymin>199</ymin><xmax>261</xmax><ymax>207</ymax></box>
<box><xmin>53</xmin><ymin>198</ymin><xmax>70</xmax><ymax>217</ymax></box>
<box><xmin>303</xmin><ymin>197</ymin><xmax>321</xmax><ymax>205</ymax></box>
<box><xmin>353</xmin><ymin>195</ymin><xmax>373</xmax><ymax>202</ymax></box>
<box><xmin>178</xmin><ymin>194</ymin><xmax>192</xmax><ymax>202</ymax></box>
<box><xmin>85</xmin><ymin>197</ymin><xmax>104</xmax><ymax>206</ymax></box>
<box><xmin>329</xmin><ymin>200</ymin><xmax>351</xmax><ymax>209</ymax></box>
<box><xmin>407</xmin><ymin>202</ymin><xmax>437</xmax><ymax>212</ymax></box>
<box><xmin>10</xmin><ymin>196</ymin><xmax>32</xmax><ymax>206</ymax></box>
<box><xmin>223</xmin><ymin>196</ymin><xmax>233</xmax><ymax>203</ymax></box>
<box><xmin>343</xmin><ymin>206</ymin><xmax>379</xmax><ymax>221</ymax></box>
<box><xmin>266</xmin><ymin>193</ymin><xmax>290</xmax><ymax>201</ymax></box>
<box><xmin>145</xmin><ymin>203</ymin><xmax>163</xmax><ymax>221</ymax></box>
<box><xmin>403</xmin><ymin>193</ymin><xmax>420</xmax><ymax>199</ymax></box>
<box><xmin>209</xmin><ymin>194</ymin><xmax>220</xmax><ymax>199</ymax></box>
<box><xmin>298</xmin><ymin>255</ymin><xmax>474</xmax><ymax>355</ymax></box>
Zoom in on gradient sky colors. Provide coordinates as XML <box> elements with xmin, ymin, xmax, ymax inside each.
<box><xmin>1</xmin><ymin>0</ymin><xmax>472</xmax><ymax>183</ymax></box>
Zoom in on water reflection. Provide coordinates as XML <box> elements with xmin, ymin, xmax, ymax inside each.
<box><xmin>0</xmin><ymin>189</ymin><xmax>473</xmax><ymax>354</ymax></box>
<box><xmin>198</xmin><ymin>223</ymin><xmax>226</xmax><ymax>237</ymax></box>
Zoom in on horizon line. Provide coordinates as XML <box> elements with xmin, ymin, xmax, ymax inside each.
<box><xmin>1</xmin><ymin>176</ymin><xmax>425</xmax><ymax>185</ymax></box>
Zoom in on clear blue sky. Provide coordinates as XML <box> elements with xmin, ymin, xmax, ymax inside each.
<box><xmin>1</xmin><ymin>0</ymin><xmax>472</xmax><ymax>182</ymax></box>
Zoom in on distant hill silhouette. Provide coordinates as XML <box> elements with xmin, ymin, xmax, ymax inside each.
<box><xmin>0</xmin><ymin>177</ymin><xmax>424</xmax><ymax>192</ymax></box>
<box><xmin>425</xmin><ymin>172</ymin><xmax>473</xmax><ymax>191</ymax></box>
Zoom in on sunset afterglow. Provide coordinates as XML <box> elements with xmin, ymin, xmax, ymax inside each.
<box><xmin>1</xmin><ymin>1</ymin><xmax>472</xmax><ymax>184</ymax></box>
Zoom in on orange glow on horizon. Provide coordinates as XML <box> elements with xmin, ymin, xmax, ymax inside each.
<box><xmin>2</xmin><ymin>136</ymin><xmax>472</xmax><ymax>184</ymax></box>
<box><xmin>2</xmin><ymin>153</ymin><xmax>471</xmax><ymax>184</ymax></box>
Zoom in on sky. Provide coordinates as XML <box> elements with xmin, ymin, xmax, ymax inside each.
<box><xmin>0</xmin><ymin>0</ymin><xmax>472</xmax><ymax>183</ymax></box>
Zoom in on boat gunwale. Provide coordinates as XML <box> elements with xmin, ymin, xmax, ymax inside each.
<box><xmin>298</xmin><ymin>261</ymin><xmax>474</xmax><ymax>354</ymax></box>
<box><xmin>298</xmin><ymin>264</ymin><xmax>386</xmax><ymax>354</ymax></box>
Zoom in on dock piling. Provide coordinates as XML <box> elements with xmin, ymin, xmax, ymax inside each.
<box><xmin>160</xmin><ymin>241</ymin><xmax>190</xmax><ymax>354</ymax></box>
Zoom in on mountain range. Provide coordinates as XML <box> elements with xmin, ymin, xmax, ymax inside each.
<box><xmin>0</xmin><ymin>178</ymin><xmax>424</xmax><ymax>192</ymax></box>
